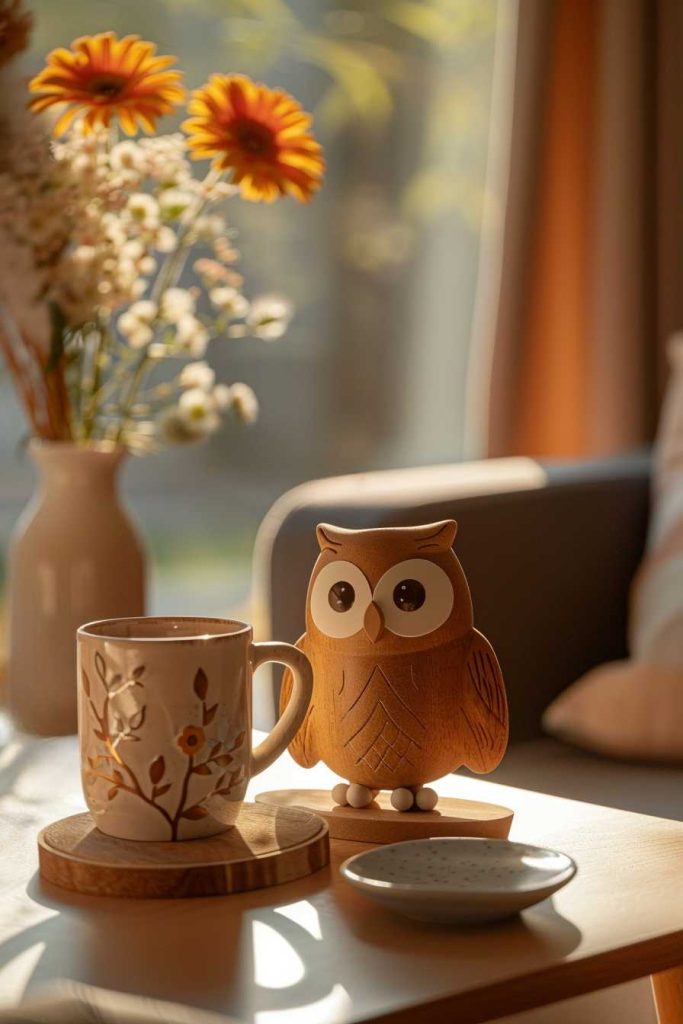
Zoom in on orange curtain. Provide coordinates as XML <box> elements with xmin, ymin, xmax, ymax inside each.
<box><xmin>471</xmin><ymin>0</ymin><xmax>683</xmax><ymax>459</ymax></box>
<box><xmin>513</xmin><ymin>0</ymin><xmax>596</xmax><ymax>455</ymax></box>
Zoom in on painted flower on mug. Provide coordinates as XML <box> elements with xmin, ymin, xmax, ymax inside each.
<box><xmin>83</xmin><ymin>655</ymin><xmax>247</xmax><ymax>839</ymax></box>
<box><xmin>177</xmin><ymin>725</ymin><xmax>205</xmax><ymax>756</ymax></box>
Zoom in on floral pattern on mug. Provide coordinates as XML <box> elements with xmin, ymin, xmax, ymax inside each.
<box><xmin>82</xmin><ymin>655</ymin><xmax>245</xmax><ymax>840</ymax></box>
<box><xmin>177</xmin><ymin>725</ymin><xmax>205</xmax><ymax>756</ymax></box>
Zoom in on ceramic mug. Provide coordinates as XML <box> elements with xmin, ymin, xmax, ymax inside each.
<box><xmin>77</xmin><ymin>616</ymin><xmax>313</xmax><ymax>841</ymax></box>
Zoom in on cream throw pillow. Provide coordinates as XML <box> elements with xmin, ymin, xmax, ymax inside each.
<box><xmin>544</xmin><ymin>335</ymin><xmax>683</xmax><ymax>761</ymax></box>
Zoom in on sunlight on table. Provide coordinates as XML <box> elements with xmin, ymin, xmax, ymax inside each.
<box><xmin>253</xmin><ymin>921</ymin><xmax>305</xmax><ymax>990</ymax></box>
<box><xmin>254</xmin><ymin>984</ymin><xmax>352</xmax><ymax>1024</ymax></box>
<box><xmin>274</xmin><ymin>901</ymin><xmax>323</xmax><ymax>941</ymax></box>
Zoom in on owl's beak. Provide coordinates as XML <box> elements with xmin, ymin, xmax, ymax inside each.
<box><xmin>364</xmin><ymin>601</ymin><xmax>385</xmax><ymax>643</ymax></box>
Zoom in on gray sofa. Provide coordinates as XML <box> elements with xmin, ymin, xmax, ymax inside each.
<box><xmin>253</xmin><ymin>452</ymin><xmax>683</xmax><ymax>815</ymax></box>
<box><xmin>253</xmin><ymin>452</ymin><xmax>674</xmax><ymax>1023</ymax></box>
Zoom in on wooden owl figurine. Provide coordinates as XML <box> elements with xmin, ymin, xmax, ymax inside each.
<box><xmin>280</xmin><ymin>520</ymin><xmax>508</xmax><ymax>812</ymax></box>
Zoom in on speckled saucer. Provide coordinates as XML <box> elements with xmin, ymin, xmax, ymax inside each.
<box><xmin>340</xmin><ymin>837</ymin><xmax>577</xmax><ymax>925</ymax></box>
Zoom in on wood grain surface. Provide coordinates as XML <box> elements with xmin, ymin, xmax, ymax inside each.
<box><xmin>38</xmin><ymin>802</ymin><xmax>329</xmax><ymax>898</ymax></box>
<box><xmin>255</xmin><ymin>788</ymin><xmax>513</xmax><ymax>843</ymax></box>
<box><xmin>5</xmin><ymin>731</ymin><xmax>683</xmax><ymax>1024</ymax></box>
<box><xmin>279</xmin><ymin>521</ymin><xmax>509</xmax><ymax>791</ymax></box>
<box><xmin>652</xmin><ymin>967</ymin><xmax>683</xmax><ymax>1024</ymax></box>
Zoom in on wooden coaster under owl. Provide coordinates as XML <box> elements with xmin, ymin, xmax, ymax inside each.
<box><xmin>266</xmin><ymin>520</ymin><xmax>512</xmax><ymax>841</ymax></box>
<box><xmin>256</xmin><ymin>789</ymin><xmax>513</xmax><ymax>844</ymax></box>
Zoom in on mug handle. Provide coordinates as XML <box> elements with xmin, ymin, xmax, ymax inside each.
<box><xmin>249</xmin><ymin>641</ymin><xmax>313</xmax><ymax>775</ymax></box>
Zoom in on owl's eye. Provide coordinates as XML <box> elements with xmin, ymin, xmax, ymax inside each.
<box><xmin>310</xmin><ymin>560</ymin><xmax>371</xmax><ymax>638</ymax></box>
<box><xmin>393</xmin><ymin>579</ymin><xmax>425</xmax><ymax>612</ymax></box>
<box><xmin>374</xmin><ymin>558</ymin><xmax>454</xmax><ymax>637</ymax></box>
<box><xmin>328</xmin><ymin>581</ymin><xmax>355</xmax><ymax>611</ymax></box>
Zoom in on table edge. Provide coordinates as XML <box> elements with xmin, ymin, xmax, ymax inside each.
<box><xmin>352</xmin><ymin>930</ymin><xmax>683</xmax><ymax>1024</ymax></box>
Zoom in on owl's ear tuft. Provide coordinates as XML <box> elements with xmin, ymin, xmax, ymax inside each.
<box><xmin>316</xmin><ymin>523</ymin><xmax>349</xmax><ymax>552</ymax></box>
<box><xmin>413</xmin><ymin>520</ymin><xmax>457</xmax><ymax>552</ymax></box>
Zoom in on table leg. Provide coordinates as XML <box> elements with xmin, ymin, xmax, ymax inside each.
<box><xmin>652</xmin><ymin>967</ymin><xmax>683</xmax><ymax>1024</ymax></box>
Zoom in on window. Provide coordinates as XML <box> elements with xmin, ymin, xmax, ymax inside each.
<box><xmin>0</xmin><ymin>0</ymin><xmax>508</xmax><ymax>614</ymax></box>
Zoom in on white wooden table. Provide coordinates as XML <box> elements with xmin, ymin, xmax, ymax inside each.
<box><xmin>1</xmin><ymin>730</ymin><xmax>683</xmax><ymax>1023</ymax></box>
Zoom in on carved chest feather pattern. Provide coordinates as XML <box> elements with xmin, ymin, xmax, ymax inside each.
<box><xmin>335</xmin><ymin>660</ymin><xmax>427</xmax><ymax>777</ymax></box>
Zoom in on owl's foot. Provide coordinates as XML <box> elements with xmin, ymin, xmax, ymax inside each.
<box><xmin>390</xmin><ymin>786</ymin><xmax>439</xmax><ymax>812</ymax></box>
<box><xmin>415</xmin><ymin>786</ymin><xmax>438</xmax><ymax>811</ymax></box>
<box><xmin>390</xmin><ymin>787</ymin><xmax>415</xmax><ymax>811</ymax></box>
<box><xmin>331</xmin><ymin>783</ymin><xmax>378</xmax><ymax>809</ymax></box>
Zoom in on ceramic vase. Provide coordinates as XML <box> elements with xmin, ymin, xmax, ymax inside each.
<box><xmin>7</xmin><ymin>440</ymin><xmax>146</xmax><ymax>736</ymax></box>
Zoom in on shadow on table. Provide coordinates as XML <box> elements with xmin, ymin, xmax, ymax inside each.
<box><xmin>338</xmin><ymin>882</ymin><xmax>581</xmax><ymax>952</ymax></box>
<box><xmin>341</xmin><ymin>887</ymin><xmax>581</xmax><ymax>954</ymax></box>
<box><xmin>335</xmin><ymin>889</ymin><xmax>583</xmax><ymax>1017</ymax></box>
<box><xmin>1</xmin><ymin>864</ymin><xmax>581</xmax><ymax>1023</ymax></box>
<box><xmin>2</xmin><ymin>868</ymin><xmax>338</xmax><ymax>1020</ymax></box>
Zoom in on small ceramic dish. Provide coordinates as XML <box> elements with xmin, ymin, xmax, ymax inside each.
<box><xmin>340</xmin><ymin>837</ymin><xmax>577</xmax><ymax>925</ymax></box>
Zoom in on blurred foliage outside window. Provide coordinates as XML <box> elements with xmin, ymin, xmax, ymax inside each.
<box><xmin>0</xmin><ymin>0</ymin><xmax>509</xmax><ymax>615</ymax></box>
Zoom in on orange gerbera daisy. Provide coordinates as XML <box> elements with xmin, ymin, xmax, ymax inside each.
<box><xmin>28</xmin><ymin>32</ymin><xmax>184</xmax><ymax>136</ymax></box>
<box><xmin>182</xmin><ymin>74</ymin><xmax>324</xmax><ymax>203</ymax></box>
<box><xmin>177</xmin><ymin>725</ymin><xmax>205</xmax><ymax>757</ymax></box>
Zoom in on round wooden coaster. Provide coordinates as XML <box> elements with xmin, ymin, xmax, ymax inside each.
<box><xmin>256</xmin><ymin>790</ymin><xmax>514</xmax><ymax>844</ymax></box>
<box><xmin>38</xmin><ymin>802</ymin><xmax>329</xmax><ymax>899</ymax></box>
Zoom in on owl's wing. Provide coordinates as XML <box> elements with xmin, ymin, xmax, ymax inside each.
<box><xmin>460</xmin><ymin>629</ymin><xmax>509</xmax><ymax>773</ymax></box>
<box><xmin>279</xmin><ymin>633</ymin><xmax>320</xmax><ymax>768</ymax></box>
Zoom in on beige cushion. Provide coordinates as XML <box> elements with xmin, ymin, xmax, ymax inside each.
<box><xmin>544</xmin><ymin>662</ymin><xmax>683</xmax><ymax>762</ymax></box>
<box><xmin>545</xmin><ymin>335</ymin><xmax>683</xmax><ymax>760</ymax></box>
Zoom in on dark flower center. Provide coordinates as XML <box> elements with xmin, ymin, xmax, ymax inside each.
<box><xmin>88</xmin><ymin>73</ymin><xmax>127</xmax><ymax>100</ymax></box>
<box><xmin>186</xmin><ymin>733</ymin><xmax>199</xmax><ymax>747</ymax></box>
<box><xmin>234</xmin><ymin>117</ymin><xmax>276</xmax><ymax>158</ymax></box>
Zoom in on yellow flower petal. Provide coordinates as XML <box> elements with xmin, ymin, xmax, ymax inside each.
<box><xmin>182</xmin><ymin>73</ymin><xmax>324</xmax><ymax>203</ymax></box>
<box><xmin>28</xmin><ymin>31</ymin><xmax>184</xmax><ymax>137</ymax></box>
<box><xmin>53</xmin><ymin>104</ymin><xmax>80</xmax><ymax>135</ymax></box>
